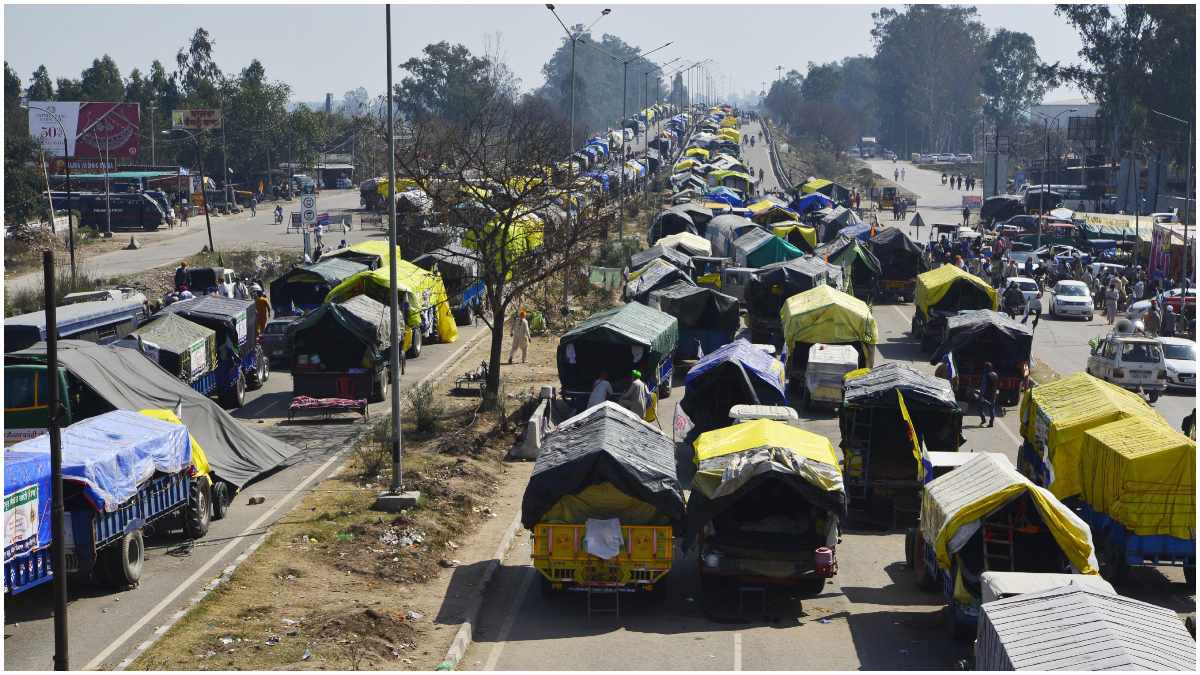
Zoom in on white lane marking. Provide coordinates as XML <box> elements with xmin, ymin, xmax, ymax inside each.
<box><xmin>733</xmin><ymin>632</ymin><xmax>743</xmax><ymax>671</ymax></box>
<box><xmin>482</xmin><ymin>563</ymin><xmax>537</xmax><ymax>671</ymax></box>
<box><xmin>83</xmin><ymin>449</ymin><xmax>345</xmax><ymax>670</ymax></box>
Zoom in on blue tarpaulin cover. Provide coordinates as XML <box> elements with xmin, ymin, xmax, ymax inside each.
<box><xmin>789</xmin><ymin>193</ymin><xmax>834</xmax><ymax>215</ymax></box>
<box><xmin>4</xmin><ymin>450</ymin><xmax>52</xmax><ymax>564</ymax></box>
<box><xmin>839</xmin><ymin>223</ymin><xmax>873</xmax><ymax>241</ymax></box>
<box><xmin>9</xmin><ymin>410</ymin><xmax>191</xmax><ymax>512</ymax></box>
<box><xmin>685</xmin><ymin>338</ymin><xmax>787</xmax><ymax>402</ymax></box>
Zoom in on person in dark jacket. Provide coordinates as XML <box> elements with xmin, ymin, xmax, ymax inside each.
<box><xmin>978</xmin><ymin>362</ymin><xmax>999</xmax><ymax>427</ymax></box>
<box><xmin>174</xmin><ymin>262</ymin><xmax>188</xmax><ymax>291</ymax></box>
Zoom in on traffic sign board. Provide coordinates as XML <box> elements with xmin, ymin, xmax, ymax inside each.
<box><xmin>300</xmin><ymin>195</ymin><xmax>316</xmax><ymax>210</ymax></box>
<box><xmin>302</xmin><ymin>208</ymin><xmax>317</xmax><ymax>225</ymax></box>
<box><xmin>300</xmin><ymin>195</ymin><xmax>317</xmax><ymax>225</ymax></box>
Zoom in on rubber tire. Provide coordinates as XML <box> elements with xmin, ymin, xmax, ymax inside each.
<box><xmin>1100</xmin><ymin>546</ymin><xmax>1130</xmax><ymax>585</ymax></box>
<box><xmin>211</xmin><ymin>481</ymin><xmax>230</xmax><ymax>521</ymax></box>
<box><xmin>1148</xmin><ymin>390</ymin><xmax>1160</xmax><ymax>403</ymax></box>
<box><xmin>405</xmin><ymin>329</ymin><xmax>423</xmax><ymax>359</ymax></box>
<box><xmin>220</xmin><ymin>372</ymin><xmax>246</xmax><ymax>408</ymax></box>
<box><xmin>184</xmin><ymin>478</ymin><xmax>211</xmax><ymax>540</ymax></box>
<box><xmin>660</xmin><ymin>378</ymin><xmax>672</xmax><ymax>400</ymax></box>
<box><xmin>246</xmin><ymin>347</ymin><xmax>267</xmax><ymax>390</ymax></box>
<box><xmin>945</xmin><ymin>604</ymin><xmax>972</xmax><ymax>642</ymax></box>
<box><xmin>796</xmin><ymin>575</ymin><xmax>827</xmax><ymax>598</ymax></box>
<box><xmin>904</xmin><ymin>527</ymin><xmax>916</xmax><ymax>569</ymax></box>
<box><xmin>371</xmin><ymin>368</ymin><xmax>388</xmax><ymax>403</ymax></box>
<box><xmin>101</xmin><ymin>529</ymin><xmax>145</xmax><ymax>589</ymax></box>
<box><xmin>914</xmin><ymin>536</ymin><xmax>939</xmax><ymax>591</ymax></box>
<box><xmin>1184</xmin><ymin>565</ymin><xmax>1195</xmax><ymax>588</ymax></box>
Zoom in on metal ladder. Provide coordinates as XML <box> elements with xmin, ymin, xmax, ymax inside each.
<box><xmin>982</xmin><ymin>512</ymin><xmax>1016</xmax><ymax>571</ymax></box>
<box><xmin>586</xmin><ymin>587</ymin><xmax>620</xmax><ymax>619</ymax></box>
<box><xmin>845</xmin><ymin>408</ymin><xmax>874</xmax><ymax>502</ymax></box>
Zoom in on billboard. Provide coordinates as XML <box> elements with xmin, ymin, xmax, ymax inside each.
<box><xmin>27</xmin><ymin>101</ymin><xmax>140</xmax><ymax>159</ymax></box>
<box><xmin>171</xmin><ymin>109</ymin><xmax>222</xmax><ymax>130</ymax></box>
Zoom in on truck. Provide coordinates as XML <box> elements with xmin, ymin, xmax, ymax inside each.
<box><xmin>5</xmin><ymin>410</ymin><xmax>210</xmax><ymax>593</ymax></box>
<box><xmin>157</xmin><ymin>297</ymin><xmax>268</xmax><ymax>407</ymax></box>
<box><xmin>290</xmin><ymin>295</ymin><xmax>393</xmax><ymax>402</ymax></box>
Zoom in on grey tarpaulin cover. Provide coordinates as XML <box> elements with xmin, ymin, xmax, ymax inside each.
<box><xmin>270</xmin><ymin>257</ymin><xmax>369</xmax><ymax>313</ymax></box>
<box><xmin>646</xmin><ymin>281</ymin><xmax>739</xmax><ymax>332</ymax></box>
<box><xmin>128</xmin><ymin>312</ymin><xmax>218</xmax><ymax>383</ymax></box>
<box><xmin>675</xmin><ymin>202</ymin><xmax>716</xmax><ymax>229</ymax></box>
<box><xmin>928</xmin><ymin>309</ymin><xmax>1032</xmax><ymax>365</ymax></box>
<box><xmin>744</xmin><ymin>257</ymin><xmax>830</xmax><ymax>318</ymax></box>
<box><xmin>649</xmin><ymin>206</ymin><xmax>697</xmax><ymax>244</ymax></box>
<box><xmin>623</xmin><ymin>258</ymin><xmax>696</xmax><ymax>303</ymax></box>
<box><xmin>7</xmin><ymin>341</ymin><xmax>299</xmax><ymax>488</ymax></box>
<box><xmin>867</xmin><ymin>226</ymin><xmax>926</xmax><ymax>280</ymax></box>
<box><xmin>520</xmin><ymin>402</ymin><xmax>685</xmax><ymax>530</ymax></box>
<box><xmin>705</xmin><ymin>214</ymin><xmax>759</xmax><ymax>258</ymax></box>
<box><xmin>557</xmin><ymin>302</ymin><xmax>678</xmax><ymax>390</ymax></box>
<box><xmin>159</xmin><ymin>296</ymin><xmax>257</xmax><ymax>347</ymax></box>
<box><xmin>291</xmin><ymin>294</ymin><xmax>392</xmax><ymax>354</ymax></box>
<box><xmin>975</xmin><ymin>585</ymin><xmax>1196</xmax><ymax>670</ymax></box>
<box><xmin>630</xmin><ymin>245</ymin><xmax>694</xmax><ymax>275</ymax></box>
<box><xmin>843</xmin><ymin>362</ymin><xmax>958</xmax><ymax>411</ymax></box>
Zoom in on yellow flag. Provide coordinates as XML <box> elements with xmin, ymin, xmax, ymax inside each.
<box><xmin>896</xmin><ymin>389</ymin><xmax>926</xmax><ymax>482</ymax></box>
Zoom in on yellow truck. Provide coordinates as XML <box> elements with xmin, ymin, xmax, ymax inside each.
<box><xmin>522</xmin><ymin>403</ymin><xmax>685</xmax><ymax>602</ymax></box>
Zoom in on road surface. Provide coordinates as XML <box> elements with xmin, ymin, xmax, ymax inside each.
<box><xmin>2</xmin><ymin>322</ymin><xmax>488</xmax><ymax>671</ymax></box>
<box><xmin>739</xmin><ymin>119</ymin><xmax>782</xmax><ymax>194</ymax></box>
<box><xmin>459</xmin><ymin>155</ymin><xmax>1194</xmax><ymax>671</ymax></box>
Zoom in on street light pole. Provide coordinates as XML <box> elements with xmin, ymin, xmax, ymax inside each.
<box><xmin>385</xmin><ymin>3</ymin><xmax>404</xmax><ymax>498</ymax></box>
<box><xmin>1033</xmin><ymin>108</ymin><xmax>1075</xmax><ymax>251</ymax></box>
<box><xmin>163</xmin><ymin>128</ymin><xmax>215</xmax><ymax>253</ymax></box>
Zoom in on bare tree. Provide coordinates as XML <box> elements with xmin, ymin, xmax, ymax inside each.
<box><xmin>394</xmin><ymin>89</ymin><xmax>607</xmax><ymax>407</ymax></box>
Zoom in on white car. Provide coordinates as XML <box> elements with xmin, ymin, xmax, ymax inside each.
<box><xmin>1006</xmin><ymin>276</ymin><xmax>1042</xmax><ymax>306</ymax></box>
<box><xmin>1049</xmin><ymin>280</ymin><xmax>1094</xmax><ymax>320</ymax></box>
<box><xmin>956</xmin><ymin>153</ymin><xmax>974</xmax><ymax>163</ymax></box>
<box><xmin>1159</xmin><ymin>337</ymin><xmax>1196</xmax><ymax>389</ymax></box>
<box><xmin>1086</xmin><ymin>332</ymin><xmax>1167</xmax><ymax>402</ymax></box>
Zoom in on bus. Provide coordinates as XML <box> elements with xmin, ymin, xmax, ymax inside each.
<box><xmin>4</xmin><ymin>295</ymin><xmax>148</xmax><ymax>354</ymax></box>
<box><xmin>47</xmin><ymin>191</ymin><xmax>168</xmax><ymax>231</ymax></box>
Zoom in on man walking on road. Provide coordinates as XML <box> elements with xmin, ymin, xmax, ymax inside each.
<box><xmin>901</xmin><ymin>167</ymin><xmax>906</xmax><ymax>181</ymax></box>
<box><xmin>508</xmin><ymin>309</ymin><xmax>530</xmax><ymax>364</ymax></box>
<box><xmin>962</xmin><ymin>206</ymin><xmax>971</xmax><ymax>227</ymax></box>
<box><xmin>978</xmin><ymin>362</ymin><xmax>999</xmax><ymax>427</ymax></box>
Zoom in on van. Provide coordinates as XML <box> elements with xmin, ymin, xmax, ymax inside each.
<box><xmin>1086</xmin><ymin>330</ymin><xmax>1167</xmax><ymax>402</ymax></box>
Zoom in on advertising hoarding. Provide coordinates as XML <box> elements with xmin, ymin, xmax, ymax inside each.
<box><xmin>171</xmin><ymin>109</ymin><xmax>222</xmax><ymax>130</ymax></box>
<box><xmin>27</xmin><ymin>101</ymin><xmax>140</xmax><ymax>159</ymax></box>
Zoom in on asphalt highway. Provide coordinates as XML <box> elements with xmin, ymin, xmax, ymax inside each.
<box><xmin>3</xmin><ymin>323</ymin><xmax>487</xmax><ymax>671</ymax></box>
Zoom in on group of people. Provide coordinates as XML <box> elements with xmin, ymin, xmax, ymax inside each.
<box><xmin>890</xmin><ymin>197</ymin><xmax>911</xmax><ymax>221</ymax></box>
<box><xmin>169</xmin><ymin>261</ymin><xmax>270</xmax><ymax>310</ymax></box>
<box><xmin>940</xmin><ymin>173</ymin><xmax>975</xmax><ymax>191</ymax></box>
<box><xmin>588</xmin><ymin>370</ymin><xmax>651</xmax><ymax>418</ymax></box>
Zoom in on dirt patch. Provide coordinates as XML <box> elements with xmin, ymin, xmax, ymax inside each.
<box><xmin>1030</xmin><ymin>357</ymin><xmax>1062</xmax><ymax>385</ymax></box>
<box><xmin>130</xmin><ymin>319</ymin><xmax>562</xmax><ymax>671</ymax></box>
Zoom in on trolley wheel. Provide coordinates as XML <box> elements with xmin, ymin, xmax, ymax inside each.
<box><xmin>184</xmin><ymin>478</ymin><xmax>211</xmax><ymax>539</ymax></box>
<box><xmin>405</xmin><ymin>329</ymin><xmax>423</xmax><ymax>359</ymax></box>
<box><xmin>99</xmin><ymin>529</ymin><xmax>145</xmax><ymax>589</ymax></box>
<box><xmin>211</xmin><ymin>481</ymin><xmax>230</xmax><ymax>521</ymax></box>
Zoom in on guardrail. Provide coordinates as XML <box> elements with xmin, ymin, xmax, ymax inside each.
<box><xmin>760</xmin><ymin>117</ymin><xmax>794</xmax><ymax>193</ymax></box>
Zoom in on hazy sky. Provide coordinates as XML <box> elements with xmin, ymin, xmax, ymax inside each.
<box><xmin>4</xmin><ymin>3</ymin><xmax>1086</xmax><ymax>104</ymax></box>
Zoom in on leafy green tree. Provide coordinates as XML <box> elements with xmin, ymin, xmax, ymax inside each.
<box><xmin>763</xmin><ymin>70</ymin><xmax>803</xmax><ymax>129</ymax></box>
<box><xmin>27</xmin><ymin>65</ymin><xmax>54</xmax><ymax>101</ymax></box>
<box><xmin>79</xmin><ymin>55</ymin><xmax>123</xmax><ymax>101</ymax></box>
<box><xmin>175</xmin><ymin>27</ymin><xmax>223</xmax><ymax>104</ymax></box>
<box><xmin>397</xmin><ymin>42</ymin><xmax>496</xmax><ymax>125</ymax></box>
<box><xmin>5</xmin><ymin>63</ymin><xmax>46</xmax><ymax>226</ymax></box>
<box><xmin>55</xmin><ymin>77</ymin><xmax>82</xmax><ymax>101</ymax></box>
<box><xmin>1054</xmin><ymin>4</ymin><xmax>1195</xmax><ymax>162</ymax></box>
<box><xmin>980</xmin><ymin>29</ymin><xmax>1048</xmax><ymax>133</ymax></box>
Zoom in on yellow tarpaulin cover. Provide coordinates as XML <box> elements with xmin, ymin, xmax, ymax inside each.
<box><xmin>696</xmin><ymin>419</ymin><xmax>839</xmax><ymax>467</ymax></box>
<box><xmin>1079</xmin><ymin>416</ymin><xmax>1195</xmax><ymax>539</ymax></box>
<box><xmin>920</xmin><ymin>453</ymin><xmax>1098</xmax><ymax>575</ymax></box>
<box><xmin>1018</xmin><ymin>373</ymin><xmax>1161</xmax><ymax>499</ymax></box>
<box><xmin>718</xmin><ymin>128</ymin><xmax>740</xmax><ymax>142</ymax></box>
<box><xmin>685</xmin><ymin>147</ymin><xmax>710</xmax><ymax>160</ymax></box>
<box><xmin>375</xmin><ymin>177</ymin><xmax>419</xmax><ymax>198</ymax></box>
<box><xmin>720</xmin><ymin>116</ymin><xmax>738</xmax><ymax>128</ymax></box>
<box><xmin>780</xmin><ymin>285</ymin><xmax>878</xmax><ymax>362</ymax></box>
<box><xmin>324</xmin><ymin>261</ymin><xmax>458</xmax><ymax>344</ymax></box>
<box><xmin>708</xmin><ymin>169</ymin><xmax>753</xmax><ymax>186</ymax></box>
<box><xmin>702</xmin><ymin>202</ymin><xmax>732</xmax><ymax>214</ymax></box>
<box><xmin>801</xmin><ymin>178</ymin><xmax>833</xmax><ymax>194</ymax></box>
<box><xmin>747</xmin><ymin>199</ymin><xmax>778</xmax><ymax>214</ymax></box>
<box><xmin>463</xmin><ymin>213</ymin><xmax>545</xmax><ymax>262</ymax></box>
<box><xmin>324</xmin><ymin>240</ymin><xmax>402</xmax><ymax>267</ymax></box>
<box><xmin>773</xmin><ymin>223</ymin><xmax>818</xmax><ymax>250</ymax></box>
<box><xmin>673</xmin><ymin>159</ymin><xmax>698</xmax><ymax>173</ymax></box>
<box><xmin>914</xmin><ymin>264</ymin><xmax>998</xmax><ymax>318</ymax></box>
<box><xmin>541</xmin><ymin>482</ymin><xmax>667</xmax><ymax>525</ymax></box>
<box><xmin>138</xmin><ymin>409</ymin><xmax>210</xmax><ymax>479</ymax></box>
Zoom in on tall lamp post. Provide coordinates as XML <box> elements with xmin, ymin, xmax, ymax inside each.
<box><xmin>162</xmin><ymin>127</ymin><xmax>216</xmax><ymax>254</ymax></box>
<box><xmin>1032</xmin><ymin>107</ymin><xmax>1076</xmax><ymax>250</ymax></box>
<box><xmin>546</xmin><ymin>4</ymin><xmax>610</xmax><ymax>307</ymax></box>
<box><xmin>24</xmin><ymin>102</ymin><xmax>77</xmax><ymax>284</ymax></box>
<box><xmin>1151</xmin><ymin>108</ymin><xmax>1194</xmax><ymax>287</ymax></box>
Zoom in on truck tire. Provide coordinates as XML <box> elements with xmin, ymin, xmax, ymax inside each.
<box><xmin>220</xmin><ymin>372</ymin><xmax>246</xmax><ymax>408</ymax></box>
<box><xmin>405</xmin><ymin>329</ymin><xmax>423</xmax><ymax>359</ymax></box>
<box><xmin>211</xmin><ymin>481</ymin><xmax>230</xmax><ymax>520</ymax></box>
<box><xmin>371</xmin><ymin>369</ymin><xmax>387</xmax><ymax>403</ymax></box>
<box><xmin>100</xmin><ymin>529</ymin><xmax>145</xmax><ymax>589</ymax></box>
<box><xmin>945</xmin><ymin>604</ymin><xmax>972</xmax><ymax>641</ymax></box>
<box><xmin>660</xmin><ymin>377</ymin><xmax>673</xmax><ymax>400</ymax></box>
<box><xmin>914</xmin><ymin>537</ymin><xmax>939</xmax><ymax>591</ymax></box>
<box><xmin>1148</xmin><ymin>390</ymin><xmax>1160</xmax><ymax>403</ymax></box>
<box><xmin>904</xmin><ymin>527</ymin><xmax>916</xmax><ymax>569</ymax></box>
<box><xmin>184</xmin><ymin>478</ymin><xmax>211</xmax><ymax>539</ymax></box>
<box><xmin>796</xmin><ymin>575</ymin><xmax>826</xmax><ymax>597</ymax></box>
<box><xmin>1184</xmin><ymin>565</ymin><xmax>1195</xmax><ymax>588</ymax></box>
<box><xmin>246</xmin><ymin>347</ymin><xmax>268</xmax><ymax>390</ymax></box>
